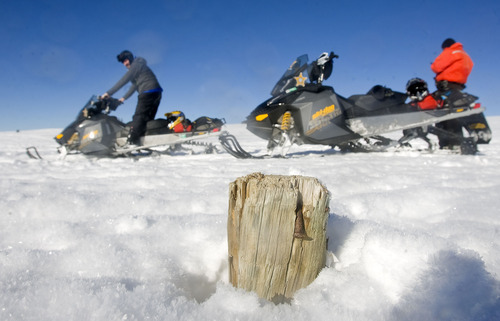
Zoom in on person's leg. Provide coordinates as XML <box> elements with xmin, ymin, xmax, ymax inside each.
<box><xmin>128</xmin><ymin>92</ymin><xmax>162</xmax><ymax>144</ymax></box>
<box><xmin>435</xmin><ymin>119</ymin><xmax>463</xmax><ymax>149</ymax></box>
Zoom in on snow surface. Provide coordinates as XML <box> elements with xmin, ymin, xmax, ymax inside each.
<box><xmin>1</xmin><ymin>119</ymin><xmax>500</xmax><ymax>321</ymax></box>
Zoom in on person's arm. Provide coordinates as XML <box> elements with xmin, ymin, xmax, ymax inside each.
<box><xmin>122</xmin><ymin>83</ymin><xmax>138</xmax><ymax>100</ymax></box>
<box><xmin>106</xmin><ymin>70</ymin><xmax>134</xmax><ymax>97</ymax></box>
<box><xmin>102</xmin><ymin>59</ymin><xmax>142</xmax><ymax>98</ymax></box>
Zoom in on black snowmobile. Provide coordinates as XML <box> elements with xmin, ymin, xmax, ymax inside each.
<box><xmin>54</xmin><ymin>95</ymin><xmax>225</xmax><ymax>157</ymax></box>
<box><xmin>220</xmin><ymin>52</ymin><xmax>490</xmax><ymax>158</ymax></box>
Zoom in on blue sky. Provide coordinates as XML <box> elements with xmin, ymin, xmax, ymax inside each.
<box><xmin>1</xmin><ymin>0</ymin><xmax>499</xmax><ymax>131</ymax></box>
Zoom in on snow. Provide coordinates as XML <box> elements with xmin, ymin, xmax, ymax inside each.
<box><xmin>1</xmin><ymin>119</ymin><xmax>500</xmax><ymax>321</ymax></box>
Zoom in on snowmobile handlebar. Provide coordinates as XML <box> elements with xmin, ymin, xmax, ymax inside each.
<box><xmin>95</xmin><ymin>96</ymin><xmax>122</xmax><ymax>113</ymax></box>
<box><xmin>83</xmin><ymin>96</ymin><xmax>122</xmax><ymax>118</ymax></box>
<box><xmin>98</xmin><ymin>96</ymin><xmax>122</xmax><ymax>109</ymax></box>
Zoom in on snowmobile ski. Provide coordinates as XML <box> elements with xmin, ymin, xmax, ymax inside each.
<box><xmin>26</xmin><ymin>146</ymin><xmax>43</xmax><ymax>159</ymax></box>
<box><xmin>218</xmin><ymin>132</ymin><xmax>264</xmax><ymax>159</ymax></box>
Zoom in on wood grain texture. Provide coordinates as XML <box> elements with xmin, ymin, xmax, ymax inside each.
<box><xmin>228</xmin><ymin>173</ymin><xmax>330</xmax><ymax>301</ymax></box>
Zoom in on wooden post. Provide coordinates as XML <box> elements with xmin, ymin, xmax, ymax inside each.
<box><xmin>227</xmin><ymin>173</ymin><xmax>330</xmax><ymax>302</ymax></box>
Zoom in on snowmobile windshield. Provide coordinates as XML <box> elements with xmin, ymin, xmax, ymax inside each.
<box><xmin>84</xmin><ymin>95</ymin><xmax>100</xmax><ymax>109</ymax></box>
<box><xmin>270</xmin><ymin>54</ymin><xmax>309</xmax><ymax>97</ymax></box>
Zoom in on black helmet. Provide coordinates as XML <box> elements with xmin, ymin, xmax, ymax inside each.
<box><xmin>441</xmin><ymin>38</ymin><xmax>456</xmax><ymax>49</ymax></box>
<box><xmin>406</xmin><ymin>78</ymin><xmax>429</xmax><ymax>101</ymax></box>
<box><xmin>117</xmin><ymin>50</ymin><xmax>134</xmax><ymax>63</ymax></box>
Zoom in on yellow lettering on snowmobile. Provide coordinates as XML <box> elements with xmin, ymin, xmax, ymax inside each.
<box><xmin>306</xmin><ymin>104</ymin><xmax>341</xmax><ymax>135</ymax></box>
<box><xmin>56</xmin><ymin>133</ymin><xmax>64</xmax><ymax>139</ymax></box>
<box><xmin>456</xmin><ymin>108</ymin><xmax>465</xmax><ymax>113</ymax></box>
<box><xmin>470</xmin><ymin>123</ymin><xmax>486</xmax><ymax>129</ymax></box>
<box><xmin>312</xmin><ymin>104</ymin><xmax>336</xmax><ymax>120</ymax></box>
<box><xmin>256</xmin><ymin>114</ymin><xmax>268</xmax><ymax>121</ymax></box>
<box><xmin>82</xmin><ymin>130</ymin><xmax>98</xmax><ymax>141</ymax></box>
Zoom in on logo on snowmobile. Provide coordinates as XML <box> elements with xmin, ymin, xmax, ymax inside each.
<box><xmin>82</xmin><ymin>130</ymin><xmax>99</xmax><ymax>141</ymax></box>
<box><xmin>311</xmin><ymin>104</ymin><xmax>336</xmax><ymax>120</ymax></box>
<box><xmin>306</xmin><ymin>104</ymin><xmax>339</xmax><ymax>135</ymax></box>
<box><xmin>294</xmin><ymin>72</ymin><xmax>307</xmax><ymax>87</ymax></box>
<box><xmin>78</xmin><ymin>129</ymin><xmax>100</xmax><ymax>149</ymax></box>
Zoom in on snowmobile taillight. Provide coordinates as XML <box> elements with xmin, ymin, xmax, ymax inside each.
<box><xmin>473</xmin><ymin>103</ymin><xmax>481</xmax><ymax>109</ymax></box>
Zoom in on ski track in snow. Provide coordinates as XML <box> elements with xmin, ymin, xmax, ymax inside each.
<box><xmin>1</xmin><ymin>119</ymin><xmax>500</xmax><ymax>320</ymax></box>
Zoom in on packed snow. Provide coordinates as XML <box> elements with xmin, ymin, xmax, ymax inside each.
<box><xmin>1</xmin><ymin>118</ymin><xmax>500</xmax><ymax>320</ymax></box>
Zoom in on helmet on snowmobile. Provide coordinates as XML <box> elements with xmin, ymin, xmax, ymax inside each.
<box><xmin>406</xmin><ymin>78</ymin><xmax>429</xmax><ymax>101</ymax></box>
<box><xmin>117</xmin><ymin>50</ymin><xmax>134</xmax><ymax>63</ymax></box>
<box><xmin>165</xmin><ymin>111</ymin><xmax>185</xmax><ymax>129</ymax></box>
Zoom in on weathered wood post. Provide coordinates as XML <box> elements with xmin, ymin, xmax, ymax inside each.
<box><xmin>227</xmin><ymin>173</ymin><xmax>330</xmax><ymax>302</ymax></box>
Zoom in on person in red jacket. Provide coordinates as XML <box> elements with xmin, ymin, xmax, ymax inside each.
<box><xmin>431</xmin><ymin>38</ymin><xmax>473</xmax><ymax>92</ymax></box>
<box><xmin>431</xmin><ymin>38</ymin><xmax>474</xmax><ymax>149</ymax></box>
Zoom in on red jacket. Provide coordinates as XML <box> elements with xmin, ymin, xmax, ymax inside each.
<box><xmin>431</xmin><ymin>42</ymin><xmax>473</xmax><ymax>84</ymax></box>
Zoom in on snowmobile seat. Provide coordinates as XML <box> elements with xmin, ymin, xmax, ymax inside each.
<box><xmin>192</xmin><ymin>117</ymin><xmax>225</xmax><ymax>132</ymax></box>
<box><xmin>119</xmin><ymin>118</ymin><xmax>192</xmax><ymax>136</ymax></box>
<box><xmin>346</xmin><ymin>85</ymin><xmax>412</xmax><ymax>118</ymax></box>
<box><xmin>145</xmin><ymin>119</ymin><xmax>172</xmax><ymax>135</ymax></box>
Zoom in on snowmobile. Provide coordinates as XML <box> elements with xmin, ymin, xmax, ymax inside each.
<box><xmin>219</xmin><ymin>52</ymin><xmax>490</xmax><ymax>158</ymax></box>
<box><xmin>54</xmin><ymin>95</ymin><xmax>225</xmax><ymax>157</ymax></box>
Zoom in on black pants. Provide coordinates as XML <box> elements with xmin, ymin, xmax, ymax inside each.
<box><xmin>434</xmin><ymin>81</ymin><xmax>466</xmax><ymax>148</ymax></box>
<box><xmin>435</xmin><ymin>119</ymin><xmax>463</xmax><ymax>148</ymax></box>
<box><xmin>129</xmin><ymin>91</ymin><xmax>162</xmax><ymax>144</ymax></box>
